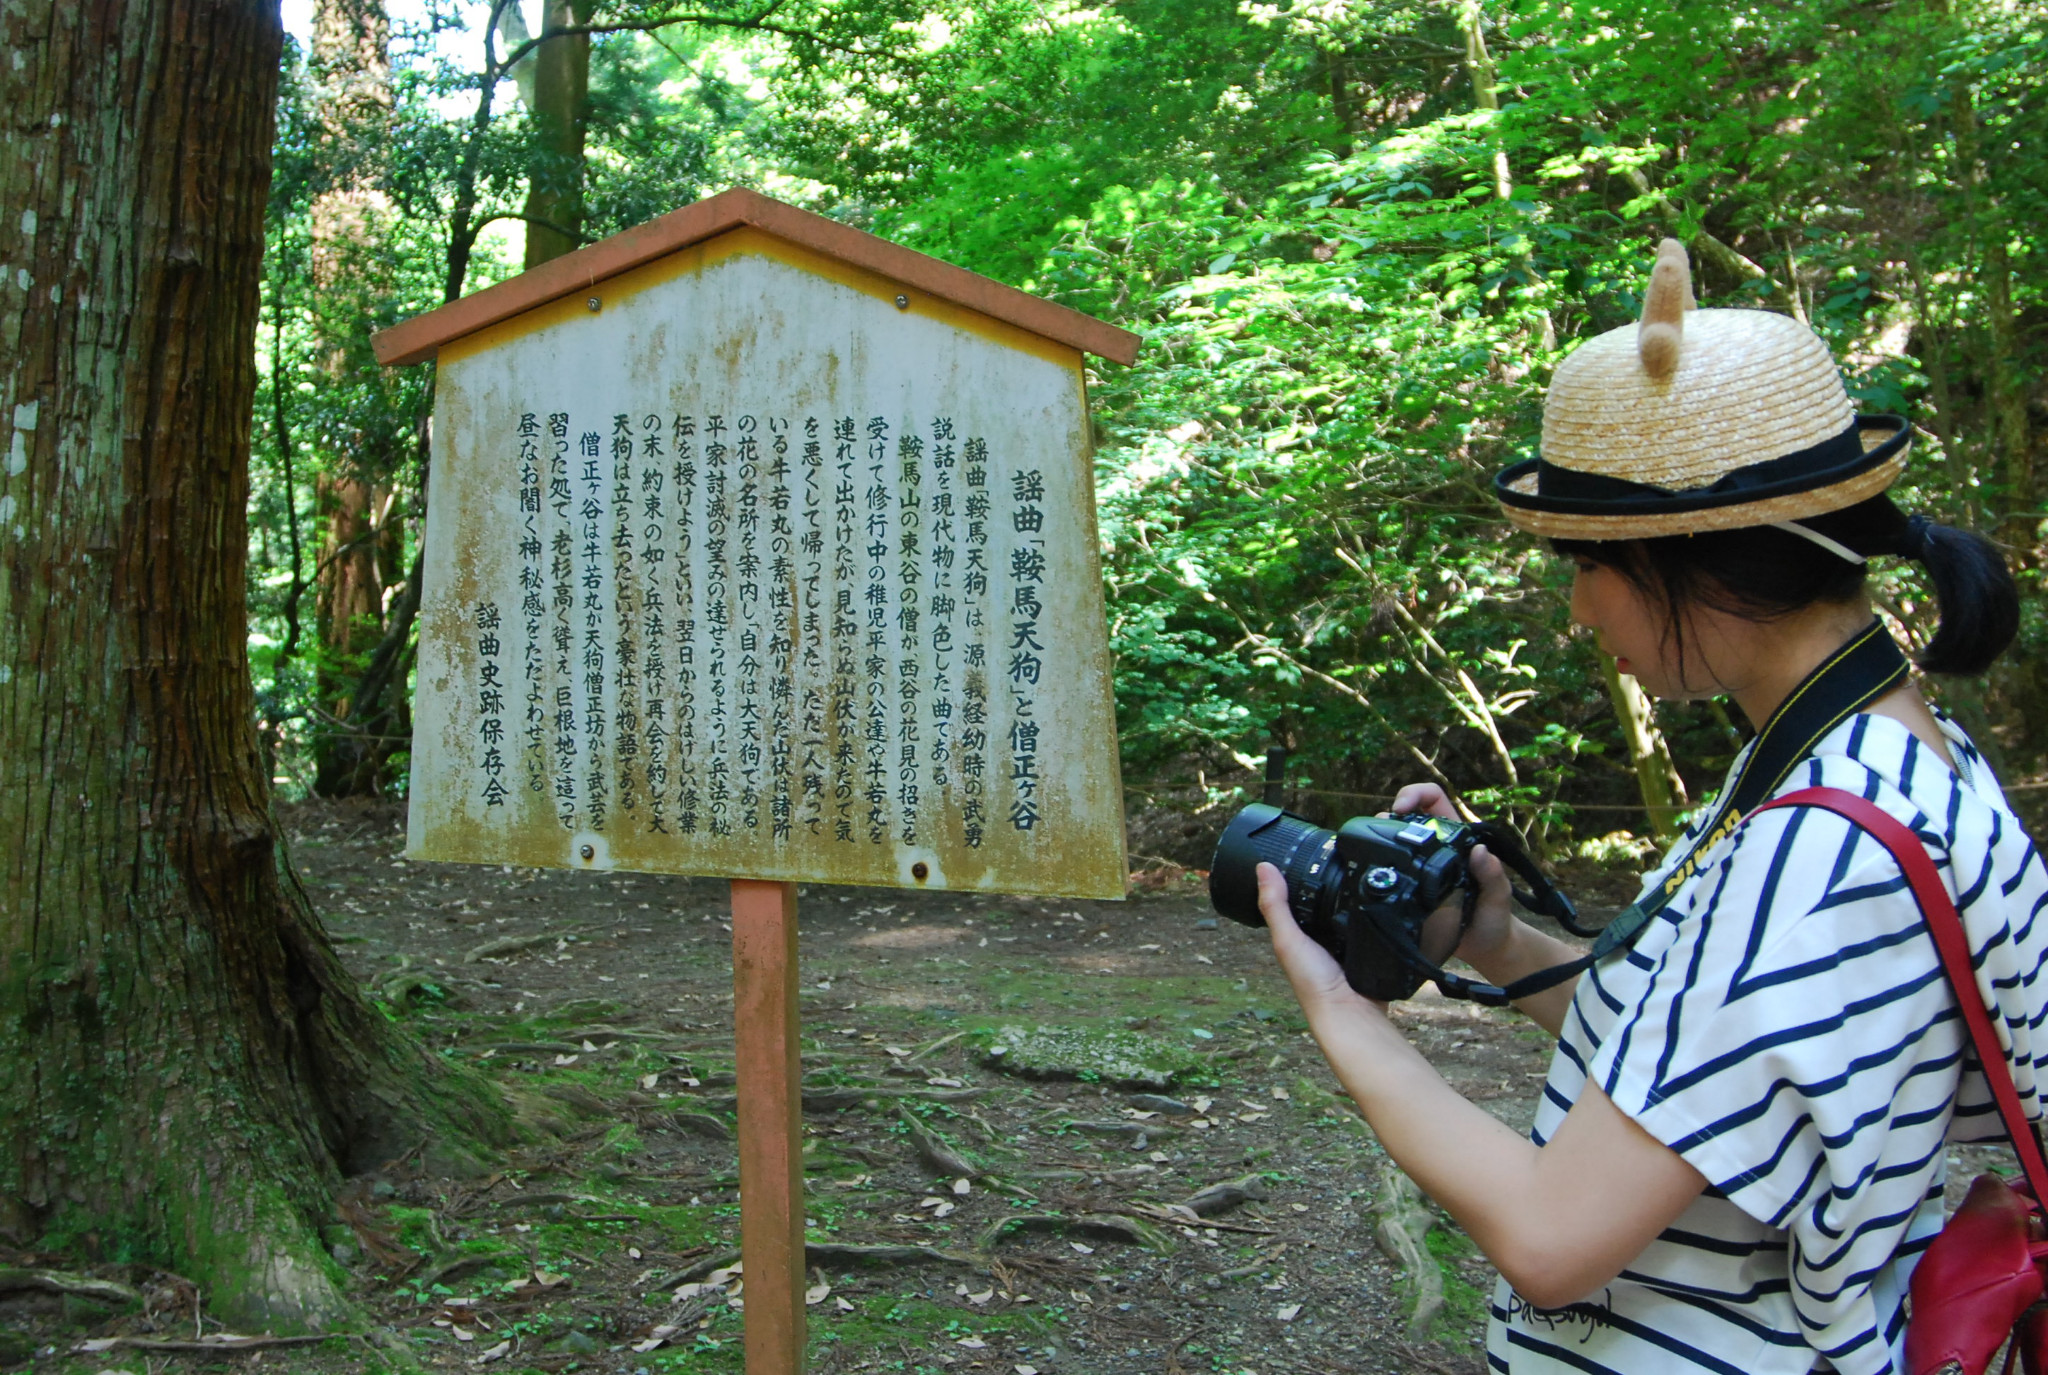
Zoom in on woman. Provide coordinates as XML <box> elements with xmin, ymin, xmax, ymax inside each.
<box><xmin>1257</xmin><ymin>241</ymin><xmax>2048</xmax><ymax>1373</ymax></box>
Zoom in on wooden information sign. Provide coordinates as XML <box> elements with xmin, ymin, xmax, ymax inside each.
<box><xmin>374</xmin><ymin>189</ymin><xmax>1139</xmax><ymax>1374</ymax></box>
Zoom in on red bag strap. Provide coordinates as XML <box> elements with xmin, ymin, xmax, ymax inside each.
<box><xmin>1756</xmin><ymin>786</ymin><xmax>2048</xmax><ymax>1200</ymax></box>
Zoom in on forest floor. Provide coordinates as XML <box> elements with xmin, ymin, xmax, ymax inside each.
<box><xmin>0</xmin><ymin>801</ymin><xmax>1734</xmax><ymax>1375</ymax></box>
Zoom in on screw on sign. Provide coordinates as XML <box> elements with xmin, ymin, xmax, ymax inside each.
<box><xmin>374</xmin><ymin>188</ymin><xmax>1138</xmax><ymax>1374</ymax></box>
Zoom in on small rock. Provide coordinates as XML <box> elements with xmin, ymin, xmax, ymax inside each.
<box><xmin>1127</xmin><ymin>1093</ymin><xmax>1194</xmax><ymax>1115</ymax></box>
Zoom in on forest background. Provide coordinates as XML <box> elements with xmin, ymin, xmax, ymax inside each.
<box><xmin>263</xmin><ymin>0</ymin><xmax>2048</xmax><ymax>858</ymax></box>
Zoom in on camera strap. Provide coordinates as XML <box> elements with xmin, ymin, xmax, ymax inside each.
<box><xmin>1407</xmin><ymin>621</ymin><xmax>1910</xmax><ymax>1007</ymax></box>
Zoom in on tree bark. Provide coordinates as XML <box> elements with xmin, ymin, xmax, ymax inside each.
<box><xmin>523</xmin><ymin>0</ymin><xmax>597</xmax><ymax>269</ymax></box>
<box><xmin>1597</xmin><ymin>653</ymin><xmax>1689</xmax><ymax>844</ymax></box>
<box><xmin>0</xmin><ymin>0</ymin><xmax>505</xmax><ymax>1329</ymax></box>
<box><xmin>308</xmin><ymin>0</ymin><xmax>404</xmax><ymax>796</ymax></box>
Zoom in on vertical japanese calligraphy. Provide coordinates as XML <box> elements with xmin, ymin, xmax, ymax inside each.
<box><xmin>446</xmin><ymin>407</ymin><xmax>1107</xmax><ymax>867</ymax></box>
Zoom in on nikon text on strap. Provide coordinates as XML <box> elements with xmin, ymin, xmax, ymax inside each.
<box><xmin>1407</xmin><ymin>620</ymin><xmax>1909</xmax><ymax>1007</ymax></box>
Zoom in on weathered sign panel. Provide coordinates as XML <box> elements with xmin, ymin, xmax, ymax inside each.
<box><xmin>404</xmin><ymin>224</ymin><xmax>1127</xmax><ymax>898</ymax></box>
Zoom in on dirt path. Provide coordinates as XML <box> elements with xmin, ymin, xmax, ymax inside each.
<box><xmin>5</xmin><ymin>801</ymin><xmax>1607</xmax><ymax>1375</ymax></box>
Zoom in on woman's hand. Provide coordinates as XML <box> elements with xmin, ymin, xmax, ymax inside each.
<box><xmin>1390</xmin><ymin>783</ymin><xmax>1515</xmax><ymax>970</ymax></box>
<box><xmin>1257</xmin><ymin>861</ymin><xmax>1380</xmax><ymax>1014</ymax></box>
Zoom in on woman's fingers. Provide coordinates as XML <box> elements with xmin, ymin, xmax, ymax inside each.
<box><xmin>1452</xmin><ymin>843</ymin><xmax>1517</xmax><ymax>966</ymax></box>
<box><xmin>1257</xmin><ymin>860</ymin><xmax>1301</xmax><ymax>934</ymax></box>
<box><xmin>1259</xmin><ymin>862</ymin><xmax>1351</xmax><ymax>1005</ymax></box>
<box><xmin>1390</xmin><ymin>783</ymin><xmax>1459</xmax><ymax>820</ymax></box>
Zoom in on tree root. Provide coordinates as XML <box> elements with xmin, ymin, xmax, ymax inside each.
<box><xmin>896</xmin><ymin>1104</ymin><xmax>979</xmax><ymax>1177</ymax></box>
<box><xmin>805</xmin><ymin>1242</ymin><xmax>981</xmax><ymax>1269</ymax></box>
<box><xmin>1371</xmin><ymin>1160</ymin><xmax>1444</xmax><ymax>1338</ymax></box>
<box><xmin>0</xmin><ymin>1267</ymin><xmax>140</xmax><ymax>1306</ymax></box>
<box><xmin>76</xmin><ymin>1333</ymin><xmax>330</xmax><ymax>1356</ymax></box>
<box><xmin>978</xmin><ymin>1212</ymin><xmax>1169</xmax><ymax>1252</ymax></box>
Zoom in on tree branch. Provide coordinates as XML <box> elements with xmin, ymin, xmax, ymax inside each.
<box><xmin>469</xmin><ymin>211</ymin><xmax>599</xmax><ymax>246</ymax></box>
<box><xmin>490</xmin><ymin>1</ymin><xmax>892</xmax><ymax>74</ymax></box>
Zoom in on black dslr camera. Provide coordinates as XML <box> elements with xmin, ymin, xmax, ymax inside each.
<box><xmin>1209</xmin><ymin>781</ymin><xmax>1582</xmax><ymax>1004</ymax></box>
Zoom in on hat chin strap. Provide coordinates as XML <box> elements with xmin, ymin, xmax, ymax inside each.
<box><xmin>1770</xmin><ymin>520</ymin><xmax>1867</xmax><ymax>565</ymax></box>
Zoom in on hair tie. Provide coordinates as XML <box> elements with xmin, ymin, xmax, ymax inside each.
<box><xmin>1902</xmin><ymin>514</ymin><xmax>1935</xmax><ymax>562</ymax></box>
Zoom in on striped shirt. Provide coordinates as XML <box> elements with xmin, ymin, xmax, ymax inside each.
<box><xmin>1488</xmin><ymin>709</ymin><xmax>2048</xmax><ymax>1375</ymax></box>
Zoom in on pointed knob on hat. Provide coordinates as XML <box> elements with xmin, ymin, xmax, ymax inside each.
<box><xmin>1636</xmin><ymin>238</ymin><xmax>1695</xmax><ymax>381</ymax></box>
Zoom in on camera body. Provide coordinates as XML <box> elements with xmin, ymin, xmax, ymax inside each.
<box><xmin>1209</xmin><ymin>803</ymin><xmax>1483</xmax><ymax>1002</ymax></box>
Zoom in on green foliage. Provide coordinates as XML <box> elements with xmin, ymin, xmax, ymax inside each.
<box><xmin>259</xmin><ymin>0</ymin><xmax>2048</xmax><ymax>832</ymax></box>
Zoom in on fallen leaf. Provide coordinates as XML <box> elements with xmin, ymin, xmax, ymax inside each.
<box><xmin>932</xmin><ymin>1200</ymin><xmax>956</xmax><ymax>1218</ymax></box>
<box><xmin>1194</xmin><ymin>954</ymin><xmax>1214</xmax><ymax>965</ymax></box>
<box><xmin>473</xmin><ymin>1340</ymin><xmax>512</xmax><ymax>1364</ymax></box>
<box><xmin>926</xmin><ymin>1076</ymin><xmax>964</xmax><ymax>1088</ymax></box>
<box><xmin>968</xmin><ymin>1289</ymin><xmax>994</xmax><ymax>1305</ymax></box>
<box><xmin>951</xmin><ymin>1177</ymin><xmax>971</xmax><ymax>1196</ymax></box>
<box><xmin>919</xmin><ymin>1196</ymin><xmax>947</xmax><ymax>1210</ymax></box>
<box><xmin>632</xmin><ymin>1323</ymin><xmax>680</xmax><ymax>1352</ymax></box>
<box><xmin>640</xmin><ymin>1073</ymin><xmax>660</xmax><ymax>1090</ymax></box>
<box><xmin>885</xmin><ymin>1045</ymin><xmax>910</xmax><ymax>1057</ymax></box>
<box><xmin>1277</xmin><ymin>1303</ymin><xmax>1303</xmax><ymax>1322</ymax></box>
<box><xmin>552</xmin><ymin>1054</ymin><xmax>579</xmax><ymax>1066</ymax></box>
<box><xmin>581</xmin><ymin>1039</ymin><xmax>599</xmax><ymax>1051</ymax></box>
<box><xmin>1271</xmin><ymin>1085</ymin><xmax>1291</xmax><ymax>1099</ymax></box>
<box><xmin>835</xmin><ymin>1296</ymin><xmax>855</xmax><ymax>1312</ymax></box>
<box><xmin>1069</xmin><ymin>1242</ymin><xmax>1095</xmax><ymax>1254</ymax></box>
<box><xmin>957</xmin><ymin>1337</ymin><xmax>987</xmax><ymax>1349</ymax></box>
<box><xmin>453</xmin><ymin>1326</ymin><xmax>475</xmax><ymax>1342</ymax></box>
<box><xmin>1016</xmin><ymin>1365</ymin><xmax>1040</xmax><ymax>1375</ymax></box>
<box><xmin>533</xmin><ymin>1270</ymin><xmax>568</xmax><ymax>1288</ymax></box>
<box><xmin>628</xmin><ymin>1246</ymin><xmax>642</xmax><ymax>1260</ymax></box>
<box><xmin>1192</xmin><ymin>1096</ymin><xmax>1214</xmax><ymax>1114</ymax></box>
<box><xmin>805</xmin><ymin>1281</ymin><xmax>832</xmax><ymax>1305</ymax></box>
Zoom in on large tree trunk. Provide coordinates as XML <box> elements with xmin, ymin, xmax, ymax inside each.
<box><xmin>522</xmin><ymin>0</ymin><xmax>597</xmax><ymax>268</ymax></box>
<box><xmin>0</xmin><ymin>0</ymin><xmax>505</xmax><ymax>1329</ymax></box>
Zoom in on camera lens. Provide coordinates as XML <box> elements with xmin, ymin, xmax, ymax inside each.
<box><xmin>1210</xmin><ymin>804</ymin><xmax>1339</xmax><ymax>930</ymax></box>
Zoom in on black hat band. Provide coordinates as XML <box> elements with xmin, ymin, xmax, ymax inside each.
<box><xmin>1495</xmin><ymin>415</ymin><xmax>1909</xmax><ymax>518</ymax></box>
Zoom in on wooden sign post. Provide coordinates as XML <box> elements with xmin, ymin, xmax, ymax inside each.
<box><xmin>731</xmin><ymin>878</ymin><xmax>803</xmax><ymax>1367</ymax></box>
<box><xmin>375</xmin><ymin>188</ymin><xmax>1139</xmax><ymax>1374</ymax></box>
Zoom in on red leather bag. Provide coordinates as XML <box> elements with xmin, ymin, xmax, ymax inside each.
<box><xmin>1758</xmin><ymin>790</ymin><xmax>2048</xmax><ymax>1375</ymax></box>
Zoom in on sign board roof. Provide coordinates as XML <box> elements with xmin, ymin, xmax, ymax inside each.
<box><xmin>373</xmin><ymin>187</ymin><xmax>1141</xmax><ymax>368</ymax></box>
<box><xmin>383</xmin><ymin>193</ymin><xmax>1133</xmax><ymax>900</ymax></box>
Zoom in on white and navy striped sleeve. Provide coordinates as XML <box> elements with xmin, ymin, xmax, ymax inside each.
<box><xmin>1582</xmin><ymin>768</ymin><xmax>1965</xmax><ymax>1375</ymax></box>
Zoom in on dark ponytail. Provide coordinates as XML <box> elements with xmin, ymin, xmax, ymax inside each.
<box><xmin>1900</xmin><ymin>515</ymin><xmax>2020</xmax><ymax>675</ymax></box>
<box><xmin>1553</xmin><ymin>495</ymin><xmax>2020</xmax><ymax>676</ymax></box>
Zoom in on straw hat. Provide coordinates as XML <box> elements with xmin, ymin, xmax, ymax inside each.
<box><xmin>1494</xmin><ymin>239</ymin><xmax>1910</xmax><ymax>540</ymax></box>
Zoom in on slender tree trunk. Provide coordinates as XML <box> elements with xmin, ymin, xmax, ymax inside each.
<box><xmin>1597</xmin><ymin>654</ymin><xmax>1689</xmax><ymax>843</ymax></box>
<box><xmin>1453</xmin><ymin>1</ymin><xmax>1510</xmax><ymax>202</ymax></box>
<box><xmin>0</xmin><ymin>0</ymin><xmax>504</xmax><ymax>1328</ymax></box>
<box><xmin>523</xmin><ymin>0</ymin><xmax>597</xmax><ymax>268</ymax></box>
<box><xmin>307</xmin><ymin>0</ymin><xmax>403</xmax><ymax>796</ymax></box>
